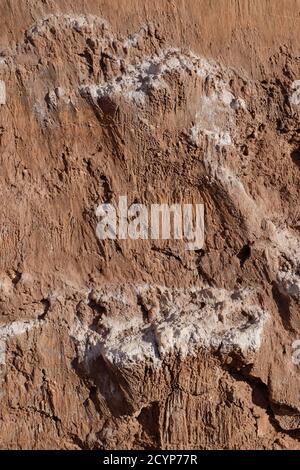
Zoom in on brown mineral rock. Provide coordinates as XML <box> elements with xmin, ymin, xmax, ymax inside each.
<box><xmin>0</xmin><ymin>0</ymin><xmax>300</xmax><ymax>450</ymax></box>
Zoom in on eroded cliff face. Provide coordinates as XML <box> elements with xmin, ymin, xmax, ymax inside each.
<box><xmin>0</xmin><ymin>0</ymin><xmax>300</xmax><ymax>449</ymax></box>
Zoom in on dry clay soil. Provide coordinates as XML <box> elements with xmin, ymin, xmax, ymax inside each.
<box><xmin>0</xmin><ymin>0</ymin><xmax>300</xmax><ymax>450</ymax></box>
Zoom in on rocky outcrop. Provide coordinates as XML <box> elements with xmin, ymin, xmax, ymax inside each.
<box><xmin>0</xmin><ymin>0</ymin><xmax>300</xmax><ymax>449</ymax></box>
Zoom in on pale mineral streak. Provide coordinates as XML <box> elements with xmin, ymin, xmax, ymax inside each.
<box><xmin>0</xmin><ymin>320</ymin><xmax>38</xmax><ymax>365</ymax></box>
<box><xmin>290</xmin><ymin>80</ymin><xmax>300</xmax><ymax>106</ymax></box>
<box><xmin>26</xmin><ymin>13</ymin><xmax>110</xmax><ymax>37</ymax></box>
<box><xmin>277</xmin><ymin>271</ymin><xmax>300</xmax><ymax>303</ymax></box>
<box><xmin>0</xmin><ymin>80</ymin><xmax>6</xmax><ymax>105</ymax></box>
<box><xmin>71</xmin><ymin>284</ymin><xmax>268</xmax><ymax>367</ymax></box>
<box><xmin>80</xmin><ymin>48</ymin><xmax>236</xmax><ymax>109</ymax></box>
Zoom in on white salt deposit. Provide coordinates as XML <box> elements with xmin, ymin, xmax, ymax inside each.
<box><xmin>26</xmin><ymin>14</ymin><xmax>109</xmax><ymax>38</ymax></box>
<box><xmin>290</xmin><ymin>80</ymin><xmax>300</xmax><ymax>106</ymax></box>
<box><xmin>188</xmin><ymin>74</ymin><xmax>244</xmax><ymax>147</ymax></box>
<box><xmin>70</xmin><ymin>284</ymin><xmax>268</xmax><ymax>367</ymax></box>
<box><xmin>0</xmin><ymin>80</ymin><xmax>6</xmax><ymax>105</ymax></box>
<box><xmin>277</xmin><ymin>271</ymin><xmax>300</xmax><ymax>303</ymax></box>
<box><xmin>80</xmin><ymin>49</ymin><xmax>226</xmax><ymax>108</ymax></box>
<box><xmin>0</xmin><ymin>320</ymin><xmax>38</xmax><ymax>364</ymax></box>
